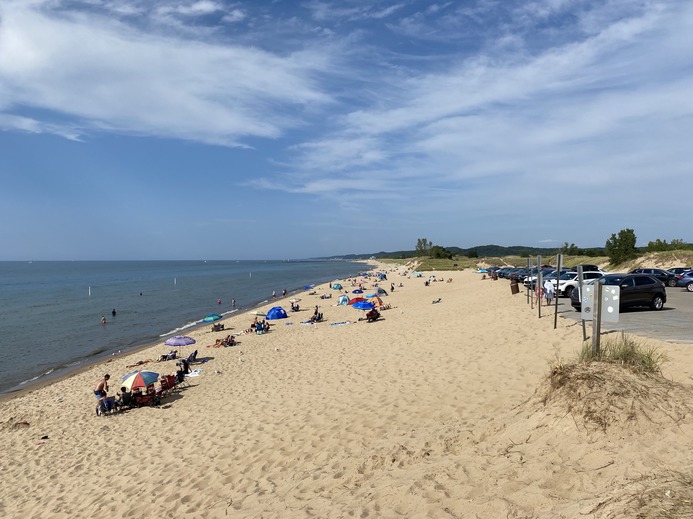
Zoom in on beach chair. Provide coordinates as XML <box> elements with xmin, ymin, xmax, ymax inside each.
<box><xmin>158</xmin><ymin>377</ymin><xmax>173</xmax><ymax>398</ymax></box>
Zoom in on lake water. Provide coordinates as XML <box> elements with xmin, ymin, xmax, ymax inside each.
<box><xmin>0</xmin><ymin>260</ymin><xmax>369</xmax><ymax>394</ymax></box>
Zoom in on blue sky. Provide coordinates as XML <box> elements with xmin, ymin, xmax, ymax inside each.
<box><xmin>1</xmin><ymin>0</ymin><xmax>691</xmax><ymax>260</ymax></box>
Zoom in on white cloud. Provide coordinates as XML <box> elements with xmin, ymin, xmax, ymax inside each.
<box><xmin>0</xmin><ymin>1</ymin><xmax>333</xmax><ymax>145</ymax></box>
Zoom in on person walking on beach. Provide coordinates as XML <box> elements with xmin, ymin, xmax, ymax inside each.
<box><xmin>543</xmin><ymin>279</ymin><xmax>555</xmax><ymax>306</ymax></box>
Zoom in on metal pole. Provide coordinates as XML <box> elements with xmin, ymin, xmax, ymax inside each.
<box><xmin>591</xmin><ymin>280</ymin><xmax>602</xmax><ymax>355</ymax></box>
<box><xmin>553</xmin><ymin>253</ymin><xmax>562</xmax><ymax>329</ymax></box>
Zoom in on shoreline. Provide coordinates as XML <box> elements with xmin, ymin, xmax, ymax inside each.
<box><xmin>0</xmin><ymin>260</ymin><xmax>378</xmax><ymax>402</ymax></box>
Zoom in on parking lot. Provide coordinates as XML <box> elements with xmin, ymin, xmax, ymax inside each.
<box><xmin>557</xmin><ymin>286</ymin><xmax>693</xmax><ymax>344</ymax></box>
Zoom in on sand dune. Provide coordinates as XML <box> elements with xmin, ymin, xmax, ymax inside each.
<box><xmin>2</xmin><ymin>265</ymin><xmax>693</xmax><ymax>518</ymax></box>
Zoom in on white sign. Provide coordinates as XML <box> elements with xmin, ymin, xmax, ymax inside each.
<box><xmin>601</xmin><ymin>286</ymin><xmax>620</xmax><ymax>323</ymax></box>
<box><xmin>580</xmin><ymin>284</ymin><xmax>620</xmax><ymax>322</ymax></box>
<box><xmin>580</xmin><ymin>285</ymin><xmax>594</xmax><ymax>321</ymax></box>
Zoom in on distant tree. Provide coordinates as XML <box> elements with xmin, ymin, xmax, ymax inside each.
<box><xmin>647</xmin><ymin>238</ymin><xmax>690</xmax><ymax>252</ymax></box>
<box><xmin>605</xmin><ymin>229</ymin><xmax>637</xmax><ymax>264</ymax></box>
<box><xmin>670</xmin><ymin>239</ymin><xmax>689</xmax><ymax>250</ymax></box>
<box><xmin>647</xmin><ymin>239</ymin><xmax>670</xmax><ymax>252</ymax></box>
<box><xmin>429</xmin><ymin>245</ymin><xmax>453</xmax><ymax>259</ymax></box>
<box><xmin>415</xmin><ymin>238</ymin><xmax>432</xmax><ymax>256</ymax></box>
<box><xmin>562</xmin><ymin>242</ymin><xmax>580</xmax><ymax>255</ymax></box>
<box><xmin>467</xmin><ymin>249</ymin><xmax>479</xmax><ymax>258</ymax></box>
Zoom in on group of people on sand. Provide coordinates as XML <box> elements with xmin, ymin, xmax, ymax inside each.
<box><xmin>94</xmin><ymin>351</ymin><xmax>197</xmax><ymax>415</ymax></box>
<box><xmin>209</xmin><ymin>334</ymin><xmax>236</xmax><ymax>348</ymax></box>
<box><xmin>93</xmin><ymin>373</ymin><xmax>160</xmax><ymax>415</ymax></box>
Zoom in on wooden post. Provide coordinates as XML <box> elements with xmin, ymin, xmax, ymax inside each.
<box><xmin>527</xmin><ymin>258</ymin><xmax>532</xmax><ymax>307</ymax></box>
<box><xmin>537</xmin><ymin>255</ymin><xmax>542</xmax><ymax>318</ymax></box>
<box><xmin>577</xmin><ymin>266</ymin><xmax>587</xmax><ymax>341</ymax></box>
<box><xmin>553</xmin><ymin>254</ymin><xmax>562</xmax><ymax>329</ymax></box>
<box><xmin>591</xmin><ymin>280</ymin><xmax>602</xmax><ymax>355</ymax></box>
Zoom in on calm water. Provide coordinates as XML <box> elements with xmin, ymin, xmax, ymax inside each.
<box><xmin>0</xmin><ymin>260</ymin><xmax>369</xmax><ymax>394</ymax></box>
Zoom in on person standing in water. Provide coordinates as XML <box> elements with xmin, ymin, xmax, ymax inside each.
<box><xmin>101</xmin><ymin>315</ymin><xmax>107</xmax><ymax>325</ymax></box>
<box><xmin>111</xmin><ymin>308</ymin><xmax>117</xmax><ymax>317</ymax></box>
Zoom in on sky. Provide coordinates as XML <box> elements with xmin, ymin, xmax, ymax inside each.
<box><xmin>0</xmin><ymin>0</ymin><xmax>692</xmax><ymax>260</ymax></box>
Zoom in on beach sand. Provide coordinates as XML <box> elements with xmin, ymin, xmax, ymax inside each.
<box><xmin>2</xmin><ymin>265</ymin><xmax>693</xmax><ymax>518</ymax></box>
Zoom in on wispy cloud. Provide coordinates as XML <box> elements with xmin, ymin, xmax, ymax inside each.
<box><xmin>0</xmin><ymin>1</ymin><xmax>333</xmax><ymax>145</ymax></box>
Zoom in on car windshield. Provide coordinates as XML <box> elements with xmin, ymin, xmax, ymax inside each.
<box><xmin>559</xmin><ymin>272</ymin><xmax>577</xmax><ymax>280</ymax></box>
<box><xmin>600</xmin><ymin>276</ymin><xmax>625</xmax><ymax>285</ymax></box>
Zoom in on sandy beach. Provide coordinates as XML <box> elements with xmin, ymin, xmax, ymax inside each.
<box><xmin>2</xmin><ymin>264</ymin><xmax>693</xmax><ymax>518</ymax></box>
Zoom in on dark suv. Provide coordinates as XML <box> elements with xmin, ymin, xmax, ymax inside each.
<box><xmin>629</xmin><ymin>268</ymin><xmax>678</xmax><ymax>287</ymax></box>
<box><xmin>571</xmin><ymin>274</ymin><xmax>666</xmax><ymax>311</ymax></box>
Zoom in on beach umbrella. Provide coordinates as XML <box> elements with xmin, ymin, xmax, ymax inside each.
<box><xmin>164</xmin><ymin>335</ymin><xmax>196</xmax><ymax>347</ymax></box>
<box><xmin>347</xmin><ymin>297</ymin><xmax>366</xmax><ymax>305</ymax></box>
<box><xmin>121</xmin><ymin>370</ymin><xmax>160</xmax><ymax>392</ymax></box>
<box><xmin>352</xmin><ymin>301</ymin><xmax>375</xmax><ymax>311</ymax></box>
<box><xmin>352</xmin><ymin>289</ymin><xmax>363</xmax><ymax>294</ymax></box>
<box><xmin>203</xmin><ymin>314</ymin><xmax>222</xmax><ymax>322</ymax></box>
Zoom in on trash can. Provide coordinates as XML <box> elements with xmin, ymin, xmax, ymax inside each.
<box><xmin>510</xmin><ymin>281</ymin><xmax>519</xmax><ymax>295</ymax></box>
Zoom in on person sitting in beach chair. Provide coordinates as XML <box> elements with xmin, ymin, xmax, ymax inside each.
<box><xmin>186</xmin><ymin>350</ymin><xmax>198</xmax><ymax>364</ymax></box>
<box><xmin>366</xmin><ymin>309</ymin><xmax>380</xmax><ymax>322</ymax></box>
<box><xmin>132</xmin><ymin>386</ymin><xmax>160</xmax><ymax>407</ymax></box>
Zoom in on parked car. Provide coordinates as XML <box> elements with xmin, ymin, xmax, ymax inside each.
<box><xmin>555</xmin><ymin>270</ymin><xmax>604</xmax><ymax>298</ymax></box>
<box><xmin>676</xmin><ymin>270</ymin><xmax>693</xmax><ymax>292</ymax></box>
<box><xmin>670</xmin><ymin>267</ymin><xmax>692</xmax><ymax>275</ymax></box>
<box><xmin>629</xmin><ymin>268</ymin><xmax>679</xmax><ymax>287</ymax></box>
<box><xmin>570</xmin><ymin>264</ymin><xmax>602</xmax><ymax>272</ymax></box>
<box><xmin>571</xmin><ymin>274</ymin><xmax>666</xmax><ymax>311</ymax></box>
<box><xmin>523</xmin><ymin>267</ymin><xmax>556</xmax><ymax>287</ymax></box>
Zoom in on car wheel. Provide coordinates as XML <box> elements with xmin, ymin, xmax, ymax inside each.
<box><xmin>651</xmin><ymin>295</ymin><xmax>664</xmax><ymax>310</ymax></box>
<box><xmin>667</xmin><ymin>278</ymin><xmax>677</xmax><ymax>287</ymax></box>
<box><xmin>687</xmin><ymin>282</ymin><xmax>693</xmax><ymax>292</ymax></box>
<box><xmin>564</xmin><ymin>286</ymin><xmax>574</xmax><ymax>298</ymax></box>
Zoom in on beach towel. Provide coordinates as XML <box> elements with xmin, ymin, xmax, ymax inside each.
<box><xmin>329</xmin><ymin>321</ymin><xmax>351</xmax><ymax>326</ymax></box>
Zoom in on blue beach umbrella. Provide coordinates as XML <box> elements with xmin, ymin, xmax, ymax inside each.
<box><xmin>352</xmin><ymin>301</ymin><xmax>375</xmax><ymax>311</ymax></box>
<box><xmin>352</xmin><ymin>289</ymin><xmax>363</xmax><ymax>294</ymax></box>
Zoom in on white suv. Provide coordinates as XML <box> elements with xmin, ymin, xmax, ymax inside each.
<box><xmin>554</xmin><ymin>271</ymin><xmax>605</xmax><ymax>297</ymax></box>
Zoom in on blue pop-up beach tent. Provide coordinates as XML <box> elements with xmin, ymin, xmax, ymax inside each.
<box><xmin>337</xmin><ymin>295</ymin><xmax>350</xmax><ymax>305</ymax></box>
<box><xmin>266</xmin><ymin>306</ymin><xmax>288</xmax><ymax>320</ymax></box>
<box><xmin>332</xmin><ymin>283</ymin><xmax>343</xmax><ymax>290</ymax></box>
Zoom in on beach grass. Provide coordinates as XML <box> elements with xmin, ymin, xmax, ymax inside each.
<box><xmin>577</xmin><ymin>332</ymin><xmax>666</xmax><ymax>374</ymax></box>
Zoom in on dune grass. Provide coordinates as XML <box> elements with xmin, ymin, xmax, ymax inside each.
<box><xmin>578</xmin><ymin>332</ymin><xmax>666</xmax><ymax>374</ymax></box>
